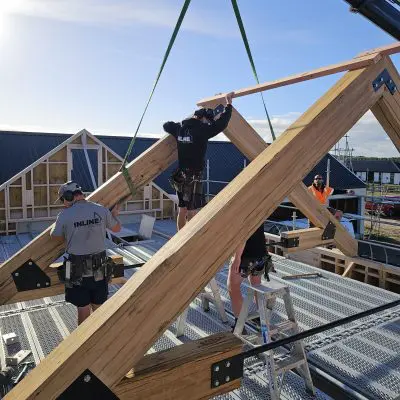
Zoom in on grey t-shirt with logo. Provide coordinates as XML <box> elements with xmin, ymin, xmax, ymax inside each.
<box><xmin>50</xmin><ymin>200</ymin><xmax>117</xmax><ymax>256</ymax></box>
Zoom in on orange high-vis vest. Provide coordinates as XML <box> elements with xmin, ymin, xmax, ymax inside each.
<box><xmin>308</xmin><ymin>184</ymin><xmax>334</xmax><ymax>206</ymax></box>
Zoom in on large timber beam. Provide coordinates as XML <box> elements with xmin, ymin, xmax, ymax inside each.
<box><xmin>279</xmin><ymin>227</ymin><xmax>334</xmax><ymax>253</ymax></box>
<box><xmin>0</xmin><ymin>135</ymin><xmax>177</xmax><ymax>305</ymax></box>
<box><xmin>370</xmin><ymin>57</ymin><xmax>400</xmax><ymax>152</ymax></box>
<box><xmin>198</xmin><ymin>42</ymin><xmax>400</xmax><ymax>106</ymax></box>
<box><xmin>114</xmin><ymin>332</ymin><xmax>243</xmax><ymax>400</ymax></box>
<box><xmin>6</xmin><ymin>59</ymin><xmax>385</xmax><ymax>400</ymax></box>
<box><xmin>200</xmin><ymin>105</ymin><xmax>358</xmax><ymax>256</ymax></box>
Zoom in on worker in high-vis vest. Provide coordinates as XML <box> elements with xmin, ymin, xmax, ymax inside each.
<box><xmin>308</xmin><ymin>174</ymin><xmax>343</xmax><ymax>220</ymax></box>
<box><xmin>308</xmin><ymin>174</ymin><xmax>333</xmax><ymax>206</ymax></box>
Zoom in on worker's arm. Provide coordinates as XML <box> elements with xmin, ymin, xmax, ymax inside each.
<box><xmin>163</xmin><ymin>121</ymin><xmax>180</xmax><ymax>137</ymax></box>
<box><xmin>205</xmin><ymin>93</ymin><xmax>234</xmax><ymax>139</ymax></box>
<box><xmin>326</xmin><ymin>186</ymin><xmax>334</xmax><ymax>196</ymax></box>
<box><xmin>230</xmin><ymin>244</ymin><xmax>245</xmax><ymax>274</ymax></box>
<box><xmin>107</xmin><ymin>204</ymin><xmax>121</xmax><ymax>233</ymax></box>
<box><xmin>50</xmin><ymin>212</ymin><xmax>65</xmax><ymax>240</ymax></box>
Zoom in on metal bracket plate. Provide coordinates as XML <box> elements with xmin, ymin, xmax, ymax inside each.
<box><xmin>211</xmin><ymin>356</ymin><xmax>243</xmax><ymax>388</ymax></box>
<box><xmin>12</xmin><ymin>260</ymin><xmax>51</xmax><ymax>292</ymax></box>
<box><xmin>57</xmin><ymin>369</ymin><xmax>118</xmax><ymax>400</ymax></box>
<box><xmin>372</xmin><ymin>69</ymin><xmax>397</xmax><ymax>95</ymax></box>
<box><xmin>282</xmin><ymin>237</ymin><xmax>299</xmax><ymax>248</ymax></box>
<box><xmin>322</xmin><ymin>221</ymin><xmax>336</xmax><ymax>241</ymax></box>
<box><xmin>111</xmin><ymin>264</ymin><xmax>124</xmax><ymax>278</ymax></box>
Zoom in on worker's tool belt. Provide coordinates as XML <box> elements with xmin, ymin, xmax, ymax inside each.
<box><xmin>239</xmin><ymin>254</ymin><xmax>275</xmax><ymax>281</ymax></box>
<box><xmin>169</xmin><ymin>168</ymin><xmax>203</xmax><ymax>202</ymax></box>
<box><xmin>57</xmin><ymin>251</ymin><xmax>115</xmax><ymax>288</ymax></box>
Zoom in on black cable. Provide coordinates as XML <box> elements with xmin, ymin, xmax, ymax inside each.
<box><xmin>237</xmin><ymin>298</ymin><xmax>400</xmax><ymax>361</ymax></box>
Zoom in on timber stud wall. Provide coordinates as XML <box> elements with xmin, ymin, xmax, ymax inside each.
<box><xmin>0</xmin><ymin>130</ymin><xmax>176</xmax><ymax>235</ymax></box>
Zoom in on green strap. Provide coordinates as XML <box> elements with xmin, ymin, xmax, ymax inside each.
<box><xmin>231</xmin><ymin>0</ymin><xmax>276</xmax><ymax>141</ymax></box>
<box><xmin>120</xmin><ymin>0</ymin><xmax>192</xmax><ymax>194</ymax></box>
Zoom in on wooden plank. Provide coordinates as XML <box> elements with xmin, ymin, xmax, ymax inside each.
<box><xmin>5</xmin><ymin>61</ymin><xmax>385</xmax><ymax>400</ymax></box>
<box><xmin>115</xmin><ymin>332</ymin><xmax>242</xmax><ymax>400</ymax></box>
<box><xmin>370</xmin><ymin>57</ymin><xmax>400</xmax><ymax>152</ymax></box>
<box><xmin>280</xmin><ymin>227</ymin><xmax>334</xmax><ymax>253</ymax></box>
<box><xmin>356</xmin><ymin>42</ymin><xmax>400</xmax><ymax>58</ymax></box>
<box><xmin>0</xmin><ymin>135</ymin><xmax>177</xmax><ymax>306</ymax></box>
<box><xmin>206</xmin><ymin>106</ymin><xmax>359</xmax><ymax>257</ymax></box>
<box><xmin>342</xmin><ymin>262</ymin><xmax>355</xmax><ymax>277</ymax></box>
<box><xmin>197</xmin><ymin>53</ymin><xmax>382</xmax><ymax>106</ymax></box>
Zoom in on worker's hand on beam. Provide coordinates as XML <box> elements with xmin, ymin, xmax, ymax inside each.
<box><xmin>225</xmin><ymin>92</ymin><xmax>234</xmax><ymax>105</ymax></box>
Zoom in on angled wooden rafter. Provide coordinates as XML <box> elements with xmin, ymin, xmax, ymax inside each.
<box><xmin>4</xmin><ymin>55</ymin><xmax>389</xmax><ymax>399</ymax></box>
<box><xmin>370</xmin><ymin>57</ymin><xmax>400</xmax><ymax>152</ymax></box>
<box><xmin>202</xmin><ymin>105</ymin><xmax>359</xmax><ymax>257</ymax></box>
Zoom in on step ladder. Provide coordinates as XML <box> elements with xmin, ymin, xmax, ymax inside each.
<box><xmin>234</xmin><ymin>280</ymin><xmax>315</xmax><ymax>399</ymax></box>
<box><xmin>175</xmin><ymin>277</ymin><xmax>228</xmax><ymax>337</ymax></box>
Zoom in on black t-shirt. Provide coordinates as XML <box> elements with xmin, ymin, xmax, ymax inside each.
<box><xmin>242</xmin><ymin>224</ymin><xmax>266</xmax><ymax>259</ymax></box>
<box><xmin>163</xmin><ymin>104</ymin><xmax>232</xmax><ymax>171</ymax></box>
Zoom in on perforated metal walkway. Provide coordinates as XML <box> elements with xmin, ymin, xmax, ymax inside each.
<box><xmin>0</xmin><ymin>220</ymin><xmax>399</xmax><ymax>399</ymax></box>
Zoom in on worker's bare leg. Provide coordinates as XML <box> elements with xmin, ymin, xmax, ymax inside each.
<box><xmin>227</xmin><ymin>267</ymin><xmax>245</xmax><ymax>317</ymax></box>
<box><xmin>187</xmin><ymin>209</ymin><xmax>198</xmax><ymax>222</ymax></box>
<box><xmin>91</xmin><ymin>303</ymin><xmax>102</xmax><ymax>312</ymax></box>
<box><xmin>177</xmin><ymin>207</ymin><xmax>188</xmax><ymax>231</ymax></box>
<box><xmin>77</xmin><ymin>305</ymin><xmax>91</xmax><ymax>325</ymax></box>
<box><xmin>249</xmin><ymin>275</ymin><xmax>262</xmax><ymax>308</ymax></box>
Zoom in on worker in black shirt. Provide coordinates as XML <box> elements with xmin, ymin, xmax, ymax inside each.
<box><xmin>228</xmin><ymin>224</ymin><xmax>274</xmax><ymax>331</ymax></box>
<box><xmin>163</xmin><ymin>92</ymin><xmax>233</xmax><ymax>230</ymax></box>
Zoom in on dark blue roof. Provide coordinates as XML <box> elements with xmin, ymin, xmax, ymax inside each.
<box><xmin>0</xmin><ymin>131</ymin><xmax>365</xmax><ymax>193</ymax></box>
<box><xmin>352</xmin><ymin>159</ymin><xmax>400</xmax><ymax>173</ymax></box>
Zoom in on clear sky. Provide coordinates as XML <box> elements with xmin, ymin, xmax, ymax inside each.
<box><xmin>0</xmin><ymin>0</ymin><xmax>399</xmax><ymax>157</ymax></box>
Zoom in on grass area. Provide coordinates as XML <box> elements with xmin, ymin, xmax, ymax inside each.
<box><xmin>364</xmin><ymin>216</ymin><xmax>400</xmax><ymax>246</ymax></box>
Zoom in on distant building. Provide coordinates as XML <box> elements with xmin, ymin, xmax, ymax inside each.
<box><xmin>0</xmin><ymin>130</ymin><xmax>366</xmax><ymax>237</ymax></box>
<box><xmin>352</xmin><ymin>159</ymin><xmax>400</xmax><ymax>185</ymax></box>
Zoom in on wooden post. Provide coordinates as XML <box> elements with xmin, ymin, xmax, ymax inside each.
<box><xmin>5</xmin><ymin>60</ymin><xmax>385</xmax><ymax>400</ymax></box>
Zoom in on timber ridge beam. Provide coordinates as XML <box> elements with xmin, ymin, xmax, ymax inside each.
<box><xmin>4</xmin><ymin>50</ymin><xmax>398</xmax><ymax>399</ymax></box>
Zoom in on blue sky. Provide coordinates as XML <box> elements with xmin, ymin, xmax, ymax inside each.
<box><xmin>0</xmin><ymin>0</ymin><xmax>399</xmax><ymax>156</ymax></box>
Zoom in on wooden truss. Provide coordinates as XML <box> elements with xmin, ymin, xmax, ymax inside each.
<box><xmin>3</xmin><ymin>42</ymin><xmax>400</xmax><ymax>399</ymax></box>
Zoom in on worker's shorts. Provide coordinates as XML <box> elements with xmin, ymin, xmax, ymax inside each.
<box><xmin>65</xmin><ymin>277</ymin><xmax>108</xmax><ymax>308</ymax></box>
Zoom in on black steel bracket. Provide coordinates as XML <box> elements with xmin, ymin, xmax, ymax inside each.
<box><xmin>57</xmin><ymin>369</ymin><xmax>118</xmax><ymax>400</ymax></box>
<box><xmin>282</xmin><ymin>237</ymin><xmax>299</xmax><ymax>248</ymax></box>
<box><xmin>12</xmin><ymin>260</ymin><xmax>51</xmax><ymax>292</ymax></box>
<box><xmin>372</xmin><ymin>69</ymin><xmax>397</xmax><ymax>95</ymax></box>
<box><xmin>211</xmin><ymin>357</ymin><xmax>244</xmax><ymax>388</ymax></box>
<box><xmin>322</xmin><ymin>221</ymin><xmax>336</xmax><ymax>241</ymax></box>
<box><xmin>111</xmin><ymin>264</ymin><xmax>124</xmax><ymax>279</ymax></box>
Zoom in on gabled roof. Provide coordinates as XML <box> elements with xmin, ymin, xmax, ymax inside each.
<box><xmin>0</xmin><ymin>130</ymin><xmax>366</xmax><ymax>193</ymax></box>
<box><xmin>352</xmin><ymin>159</ymin><xmax>400</xmax><ymax>173</ymax></box>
